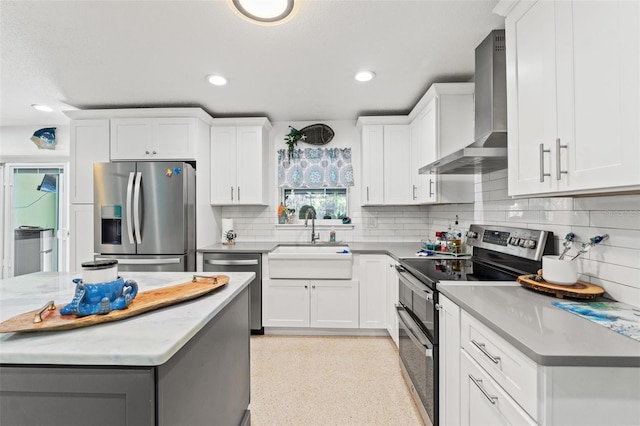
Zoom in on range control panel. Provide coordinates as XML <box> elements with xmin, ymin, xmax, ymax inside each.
<box><xmin>465</xmin><ymin>224</ymin><xmax>553</xmax><ymax>261</ymax></box>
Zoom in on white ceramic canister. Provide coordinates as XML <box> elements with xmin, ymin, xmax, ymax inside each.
<box><xmin>542</xmin><ymin>255</ymin><xmax>578</xmax><ymax>285</ymax></box>
<box><xmin>81</xmin><ymin>259</ymin><xmax>118</xmax><ymax>284</ymax></box>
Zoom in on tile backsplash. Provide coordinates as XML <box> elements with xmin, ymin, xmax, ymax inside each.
<box><xmin>223</xmin><ymin>168</ymin><xmax>639</xmax><ymax>307</ymax></box>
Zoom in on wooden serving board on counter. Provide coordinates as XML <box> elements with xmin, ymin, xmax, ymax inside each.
<box><xmin>517</xmin><ymin>273</ymin><xmax>604</xmax><ymax>300</ymax></box>
<box><xmin>0</xmin><ymin>275</ymin><xmax>229</xmax><ymax>334</ymax></box>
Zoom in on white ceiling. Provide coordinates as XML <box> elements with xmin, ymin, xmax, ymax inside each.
<box><xmin>0</xmin><ymin>0</ymin><xmax>505</xmax><ymax>126</ymax></box>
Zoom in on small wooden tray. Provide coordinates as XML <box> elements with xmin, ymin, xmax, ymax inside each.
<box><xmin>517</xmin><ymin>273</ymin><xmax>604</xmax><ymax>299</ymax></box>
<box><xmin>0</xmin><ymin>275</ymin><xmax>229</xmax><ymax>334</ymax></box>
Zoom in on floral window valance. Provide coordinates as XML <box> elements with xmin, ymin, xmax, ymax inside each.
<box><xmin>278</xmin><ymin>147</ymin><xmax>355</xmax><ymax>188</ymax></box>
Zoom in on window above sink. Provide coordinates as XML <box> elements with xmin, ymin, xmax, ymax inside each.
<box><xmin>280</xmin><ymin>188</ymin><xmax>349</xmax><ymax>224</ymax></box>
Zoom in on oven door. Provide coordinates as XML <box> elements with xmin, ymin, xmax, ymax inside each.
<box><xmin>397</xmin><ymin>304</ymin><xmax>436</xmax><ymax>426</ymax></box>
<box><xmin>396</xmin><ymin>265</ymin><xmax>436</xmax><ymax>342</ymax></box>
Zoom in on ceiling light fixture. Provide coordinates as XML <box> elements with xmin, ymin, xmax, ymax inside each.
<box><xmin>230</xmin><ymin>0</ymin><xmax>296</xmax><ymax>25</ymax></box>
<box><xmin>32</xmin><ymin>104</ymin><xmax>54</xmax><ymax>112</ymax></box>
<box><xmin>207</xmin><ymin>75</ymin><xmax>228</xmax><ymax>86</ymax></box>
<box><xmin>355</xmin><ymin>71</ymin><xmax>376</xmax><ymax>82</ymax></box>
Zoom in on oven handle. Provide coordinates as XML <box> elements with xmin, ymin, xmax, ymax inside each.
<box><xmin>396</xmin><ymin>304</ymin><xmax>433</xmax><ymax>357</ymax></box>
<box><xmin>395</xmin><ymin>265</ymin><xmax>434</xmax><ymax>302</ymax></box>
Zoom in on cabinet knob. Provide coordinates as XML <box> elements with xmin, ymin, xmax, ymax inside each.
<box><xmin>312</xmin><ymin>285</ymin><xmax>316</xmax><ymax>289</ymax></box>
<box><xmin>304</xmin><ymin>285</ymin><xmax>308</xmax><ymax>289</ymax></box>
<box><xmin>152</xmin><ymin>150</ymin><xmax>157</xmax><ymax>155</ymax></box>
<box><xmin>145</xmin><ymin>150</ymin><xmax>150</xmax><ymax>155</ymax></box>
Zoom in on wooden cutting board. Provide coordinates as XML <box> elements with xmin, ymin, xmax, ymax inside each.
<box><xmin>0</xmin><ymin>275</ymin><xmax>229</xmax><ymax>334</ymax></box>
<box><xmin>517</xmin><ymin>273</ymin><xmax>604</xmax><ymax>299</ymax></box>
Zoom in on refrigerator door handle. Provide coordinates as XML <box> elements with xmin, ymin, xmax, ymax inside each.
<box><xmin>126</xmin><ymin>172</ymin><xmax>135</xmax><ymax>244</ymax></box>
<box><xmin>133</xmin><ymin>171</ymin><xmax>142</xmax><ymax>244</ymax></box>
<box><xmin>95</xmin><ymin>257</ymin><xmax>181</xmax><ymax>265</ymax></box>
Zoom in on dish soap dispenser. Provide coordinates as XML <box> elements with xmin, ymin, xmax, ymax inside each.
<box><xmin>329</xmin><ymin>227</ymin><xmax>336</xmax><ymax>242</ymax></box>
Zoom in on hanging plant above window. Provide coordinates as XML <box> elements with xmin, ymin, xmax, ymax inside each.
<box><xmin>284</xmin><ymin>124</ymin><xmax>335</xmax><ymax>159</ymax></box>
<box><xmin>284</xmin><ymin>126</ymin><xmax>306</xmax><ymax>160</ymax></box>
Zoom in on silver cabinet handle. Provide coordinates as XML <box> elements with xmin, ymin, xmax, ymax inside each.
<box><xmin>230</xmin><ymin>186</ymin><xmax>234</xmax><ymax>201</ymax></box>
<box><xmin>555</xmin><ymin>138</ymin><xmax>568</xmax><ymax>180</ymax></box>
<box><xmin>469</xmin><ymin>375</ymin><xmax>498</xmax><ymax>405</ymax></box>
<box><xmin>412</xmin><ymin>184</ymin><xmax>417</xmax><ymax>200</ymax></box>
<box><xmin>126</xmin><ymin>172</ymin><xmax>135</xmax><ymax>244</ymax></box>
<box><xmin>237</xmin><ymin>186</ymin><xmax>240</xmax><ymax>201</ymax></box>
<box><xmin>429</xmin><ymin>179</ymin><xmax>435</xmax><ymax>197</ymax></box>
<box><xmin>205</xmin><ymin>259</ymin><xmax>258</xmax><ymax>266</ymax></box>
<box><xmin>471</xmin><ymin>339</ymin><xmax>501</xmax><ymax>364</ymax></box>
<box><xmin>133</xmin><ymin>171</ymin><xmax>142</xmax><ymax>244</ymax></box>
<box><xmin>539</xmin><ymin>143</ymin><xmax>551</xmax><ymax>182</ymax></box>
<box><xmin>366</xmin><ymin>186</ymin><xmax>370</xmax><ymax>202</ymax></box>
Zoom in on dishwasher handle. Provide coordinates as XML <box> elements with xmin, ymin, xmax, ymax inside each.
<box><xmin>204</xmin><ymin>259</ymin><xmax>259</xmax><ymax>266</ymax></box>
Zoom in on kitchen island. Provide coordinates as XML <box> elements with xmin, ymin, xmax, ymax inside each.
<box><xmin>0</xmin><ymin>271</ymin><xmax>254</xmax><ymax>426</ymax></box>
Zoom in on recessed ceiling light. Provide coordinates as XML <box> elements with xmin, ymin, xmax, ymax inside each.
<box><xmin>207</xmin><ymin>75</ymin><xmax>228</xmax><ymax>86</ymax></box>
<box><xmin>230</xmin><ymin>0</ymin><xmax>297</xmax><ymax>25</ymax></box>
<box><xmin>355</xmin><ymin>71</ymin><xmax>376</xmax><ymax>82</ymax></box>
<box><xmin>32</xmin><ymin>104</ymin><xmax>54</xmax><ymax>112</ymax></box>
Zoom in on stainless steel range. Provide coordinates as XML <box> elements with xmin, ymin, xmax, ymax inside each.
<box><xmin>395</xmin><ymin>224</ymin><xmax>554</xmax><ymax>426</ymax></box>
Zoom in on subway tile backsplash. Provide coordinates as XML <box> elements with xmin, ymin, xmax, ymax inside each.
<box><xmin>223</xmin><ymin>168</ymin><xmax>640</xmax><ymax>307</ymax></box>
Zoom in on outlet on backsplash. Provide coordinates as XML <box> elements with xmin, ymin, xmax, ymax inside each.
<box><xmin>367</xmin><ymin>217</ymin><xmax>378</xmax><ymax>228</ymax></box>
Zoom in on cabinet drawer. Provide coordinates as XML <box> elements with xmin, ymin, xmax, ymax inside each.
<box><xmin>461</xmin><ymin>311</ymin><xmax>538</xmax><ymax>421</ymax></box>
<box><xmin>460</xmin><ymin>349</ymin><xmax>536</xmax><ymax>426</ymax></box>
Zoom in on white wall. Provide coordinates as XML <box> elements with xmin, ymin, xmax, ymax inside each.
<box><xmin>221</xmin><ymin>119</ymin><xmax>432</xmax><ymax>243</ymax></box>
<box><xmin>429</xmin><ymin>169</ymin><xmax>640</xmax><ymax>308</ymax></box>
<box><xmin>0</xmin><ymin>125</ymin><xmax>70</xmax><ymax>161</ymax></box>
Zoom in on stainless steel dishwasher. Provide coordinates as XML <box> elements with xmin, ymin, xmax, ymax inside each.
<box><xmin>203</xmin><ymin>252</ymin><xmax>263</xmax><ymax>334</ymax></box>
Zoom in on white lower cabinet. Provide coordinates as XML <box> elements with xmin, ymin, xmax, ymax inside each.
<box><xmin>386</xmin><ymin>257</ymin><xmax>399</xmax><ymax>347</ymax></box>
<box><xmin>460</xmin><ymin>350</ymin><xmax>536</xmax><ymax>426</ymax></box>
<box><xmin>355</xmin><ymin>254</ymin><xmax>388</xmax><ymax>329</ymax></box>
<box><xmin>441</xmin><ymin>294</ymin><xmax>640</xmax><ymax>425</ymax></box>
<box><xmin>69</xmin><ymin>204</ymin><xmax>94</xmax><ymax>273</ymax></box>
<box><xmin>438</xmin><ymin>294</ymin><xmax>461</xmax><ymax>426</ymax></box>
<box><xmin>263</xmin><ymin>279</ymin><xmax>359</xmax><ymax>328</ymax></box>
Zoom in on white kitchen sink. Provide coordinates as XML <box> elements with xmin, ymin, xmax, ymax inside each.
<box><xmin>268</xmin><ymin>244</ymin><xmax>352</xmax><ymax>279</ymax></box>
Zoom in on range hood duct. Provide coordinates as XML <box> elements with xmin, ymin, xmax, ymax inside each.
<box><xmin>420</xmin><ymin>29</ymin><xmax>508</xmax><ymax>175</ymax></box>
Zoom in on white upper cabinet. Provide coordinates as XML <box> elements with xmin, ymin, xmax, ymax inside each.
<box><xmin>70</xmin><ymin>119</ymin><xmax>110</xmax><ymax>204</ymax></box>
<box><xmin>499</xmin><ymin>0</ymin><xmax>640</xmax><ymax>196</ymax></box>
<box><xmin>358</xmin><ymin>118</ymin><xmax>412</xmax><ymax>206</ymax></box>
<box><xmin>210</xmin><ymin>118</ymin><xmax>271</xmax><ymax>205</ymax></box>
<box><xmin>409</xmin><ymin>83</ymin><xmax>475</xmax><ymax>204</ymax></box>
<box><xmin>110</xmin><ymin>117</ymin><xmax>198</xmax><ymax>160</ymax></box>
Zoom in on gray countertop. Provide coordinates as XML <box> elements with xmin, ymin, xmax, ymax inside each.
<box><xmin>198</xmin><ymin>241</ymin><xmax>431</xmax><ymax>260</ymax></box>
<box><xmin>438</xmin><ymin>282</ymin><xmax>640</xmax><ymax>367</ymax></box>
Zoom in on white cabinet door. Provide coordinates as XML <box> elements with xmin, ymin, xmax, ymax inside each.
<box><xmin>262</xmin><ymin>279</ymin><xmax>310</xmax><ymax>327</ymax></box>
<box><xmin>210</xmin><ymin>127</ymin><xmax>237</xmax><ymax>204</ymax></box>
<box><xmin>310</xmin><ymin>280</ymin><xmax>359</xmax><ymax>328</ymax></box>
<box><xmin>111</xmin><ymin>118</ymin><xmax>197</xmax><ymax>160</ymax></box>
<box><xmin>383</xmin><ymin>125</ymin><xmax>412</xmax><ymax>205</ymax></box>
<box><xmin>386</xmin><ymin>257</ymin><xmax>399</xmax><ymax>347</ymax></box>
<box><xmin>235</xmin><ymin>126</ymin><xmax>265</xmax><ymax>204</ymax></box>
<box><xmin>358</xmin><ymin>255</ymin><xmax>387</xmax><ymax>329</ymax></box>
<box><xmin>409</xmin><ymin>84</ymin><xmax>475</xmax><ymax>204</ymax></box>
<box><xmin>154</xmin><ymin>118</ymin><xmax>196</xmax><ymax>160</ymax></box>
<box><xmin>460</xmin><ymin>350</ymin><xmax>536</xmax><ymax>426</ymax></box>
<box><xmin>361</xmin><ymin>125</ymin><xmax>385</xmax><ymax>205</ymax></box>
<box><xmin>70</xmin><ymin>120</ymin><xmax>110</xmax><ymax>204</ymax></box>
<box><xmin>505</xmin><ymin>0</ymin><xmax>640</xmax><ymax>196</ymax></box>
<box><xmin>555</xmin><ymin>0</ymin><xmax>640</xmax><ymax>193</ymax></box>
<box><xmin>210</xmin><ymin>125</ymin><xmax>266</xmax><ymax>205</ymax></box>
<box><xmin>70</xmin><ymin>204</ymin><xmax>94</xmax><ymax>273</ymax></box>
<box><xmin>439</xmin><ymin>294</ymin><xmax>461</xmax><ymax>426</ymax></box>
<box><xmin>110</xmin><ymin>119</ymin><xmax>153</xmax><ymax>160</ymax></box>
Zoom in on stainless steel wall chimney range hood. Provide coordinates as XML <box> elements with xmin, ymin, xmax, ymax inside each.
<box><xmin>419</xmin><ymin>30</ymin><xmax>508</xmax><ymax>175</ymax></box>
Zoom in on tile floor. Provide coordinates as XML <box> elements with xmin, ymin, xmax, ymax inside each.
<box><xmin>250</xmin><ymin>335</ymin><xmax>424</xmax><ymax>426</ymax></box>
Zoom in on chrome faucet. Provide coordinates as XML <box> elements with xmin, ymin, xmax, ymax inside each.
<box><xmin>304</xmin><ymin>209</ymin><xmax>320</xmax><ymax>244</ymax></box>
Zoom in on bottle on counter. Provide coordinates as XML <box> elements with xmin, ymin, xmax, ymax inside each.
<box><xmin>329</xmin><ymin>227</ymin><xmax>336</xmax><ymax>242</ymax></box>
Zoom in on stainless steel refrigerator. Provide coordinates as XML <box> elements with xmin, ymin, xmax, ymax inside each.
<box><xmin>94</xmin><ymin>162</ymin><xmax>195</xmax><ymax>272</ymax></box>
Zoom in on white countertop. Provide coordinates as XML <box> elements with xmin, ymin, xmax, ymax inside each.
<box><xmin>438</xmin><ymin>281</ymin><xmax>640</xmax><ymax>367</ymax></box>
<box><xmin>0</xmin><ymin>271</ymin><xmax>253</xmax><ymax>367</ymax></box>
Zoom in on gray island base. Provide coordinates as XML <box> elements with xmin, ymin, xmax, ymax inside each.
<box><xmin>0</xmin><ymin>272</ymin><xmax>253</xmax><ymax>426</ymax></box>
